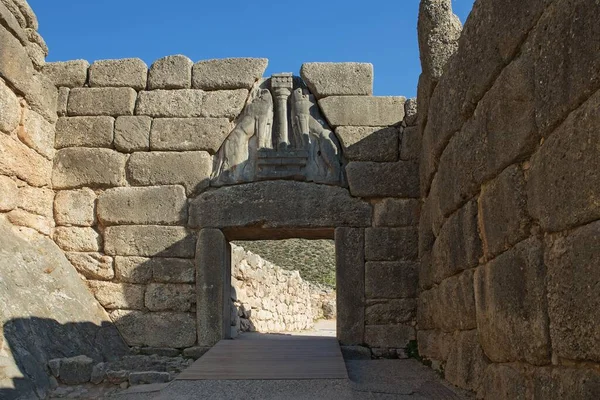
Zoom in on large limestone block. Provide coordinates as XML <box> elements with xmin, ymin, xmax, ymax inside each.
<box><xmin>6</xmin><ymin>208</ymin><xmax>52</xmax><ymax>235</ymax></box>
<box><xmin>43</xmin><ymin>60</ymin><xmax>89</xmax><ymax>88</ymax></box>
<box><xmin>19</xmin><ymin>108</ymin><xmax>55</xmax><ymax>159</ymax></box>
<box><xmin>0</xmin><ymin>175</ymin><xmax>18</xmax><ymax>211</ymax></box>
<box><xmin>104</xmin><ymin>225</ymin><xmax>196</xmax><ymax>258</ymax></box>
<box><xmin>401</xmin><ymin>126</ymin><xmax>421</xmax><ymax>162</ymax></box>
<box><xmin>481</xmin><ymin>364</ymin><xmax>529</xmax><ymax>400</ymax></box>
<box><xmin>445</xmin><ymin>330</ymin><xmax>487</xmax><ymax>393</ymax></box>
<box><xmin>150</xmin><ymin>118</ymin><xmax>231</xmax><ymax>153</ymax></box>
<box><xmin>0</xmin><ymin>1</ymin><xmax>27</xmax><ymax>44</ymax></box>
<box><xmin>127</xmin><ymin>151</ymin><xmax>211</xmax><ymax>195</ymax></box>
<box><xmin>0</xmin><ymin>133</ymin><xmax>51</xmax><ymax>187</ymax></box>
<box><xmin>68</xmin><ymin>87</ymin><xmax>137</xmax><ymax>116</ymax></box>
<box><xmin>54</xmin><ymin>116</ymin><xmax>114</xmax><ymax>149</ymax></box>
<box><xmin>18</xmin><ymin>186</ymin><xmax>53</xmax><ymax>217</ymax></box>
<box><xmin>364</xmin><ymin>325</ymin><xmax>415</xmax><ymax>348</ymax></box>
<box><xmin>373</xmin><ymin>199</ymin><xmax>420</xmax><ymax>228</ymax></box>
<box><xmin>365</xmin><ymin>299</ymin><xmax>416</xmax><ymax>325</ymax></box>
<box><xmin>192</xmin><ymin>58</ymin><xmax>268</xmax><ymax>90</ymax></box>
<box><xmin>0</xmin><ymin>217</ymin><xmax>128</xmax><ymax>399</ymax></box>
<box><xmin>0</xmin><ymin>77</ymin><xmax>20</xmax><ymax>134</ymax></box>
<box><xmin>115</xmin><ymin>257</ymin><xmax>194</xmax><ymax>284</ymax></box>
<box><xmin>431</xmin><ymin>199</ymin><xmax>482</xmax><ymax>283</ymax></box>
<box><xmin>89</xmin><ymin>58</ymin><xmax>148</xmax><ymax>90</ymax></box>
<box><xmin>54</xmin><ymin>227</ymin><xmax>102</xmax><ymax>252</ymax></box>
<box><xmin>417</xmin><ymin>330</ymin><xmax>452</xmax><ymax>363</ymax></box>
<box><xmin>528</xmin><ymin>90</ymin><xmax>600</xmax><ymax>233</ymax></box>
<box><xmin>346</xmin><ymin>161</ymin><xmax>419</xmax><ymax>198</ymax></box>
<box><xmin>145</xmin><ymin>283</ymin><xmax>194</xmax><ymax>312</ymax></box>
<box><xmin>201</xmin><ymin>89</ymin><xmax>248</xmax><ymax>119</ymax></box>
<box><xmin>114</xmin><ymin>116</ymin><xmax>151</xmax><ymax>152</ymax></box>
<box><xmin>364</xmin><ymin>227</ymin><xmax>418</xmax><ymax>261</ymax></box>
<box><xmin>148</xmin><ymin>55</ymin><xmax>193</xmax><ymax>90</ymax></box>
<box><xmin>66</xmin><ymin>252</ymin><xmax>114</xmax><ymax>281</ymax></box>
<box><xmin>319</xmin><ymin>96</ymin><xmax>405</xmax><ymax>127</ymax></box>
<box><xmin>114</xmin><ymin>256</ymin><xmax>153</xmax><ymax>284</ymax></box>
<box><xmin>52</xmin><ymin>148</ymin><xmax>127</xmax><ymax>189</ymax></box>
<box><xmin>479</xmin><ymin>165</ymin><xmax>531</xmax><ymax>259</ymax></box>
<box><xmin>110</xmin><ymin>310</ymin><xmax>196</xmax><ymax>347</ymax></box>
<box><xmin>335</xmin><ymin>126</ymin><xmax>398</xmax><ymax>162</ymax></box>
<box><xmin>0</xmin><ymin>23</ymin><xmax>34</xmax><ymax>94</ymax></box>
<box><xmin>300</xmin><ymin>62</ymin><xmax>373</xmax><ymax>99</ymax></box>
<box><xmin>54</xmin><ymin>188</ymin><xmax>96</xmax><ymax>226</ymax></box>
<box><xmin>545</xmin><ymin>221</ymin><xmax>600</xmax><ymax>362</ymax></box>
<box><xmin>188</xmin><ymin>181</ymin><xmax>372</xmax><ymax>230</ymax></box>
<box><xmin>533</xmin><ymin>367</ymin><xmax>600</xmax><ymax>400</ymax></box>
<box><xmin>135</xmin><ymin>89</ymin><xmax>203</xmax><ymax>118</ymax></box>
<box><xmin>97</xmin><ymin>186</ymin><xmax>187</xmax><ymax>226</ymax></box>
<box><xmin>365</xmin><ymin>261</ymin><xmax>418</xmax><ymax>299</ymax></box>
<box><xmin>474</xmin><ymin>237</ymin><xmax>550</xmax><ymax>365</ymax></box>
<box><xmin>335</xmin><ymin>228</ymin><xmax>365</xmax><ymax>345</ymax></box>
<box><xmin>88</xmin><ymin>281</ymin><xmax>144</xmax><ymax>310</ymax></box>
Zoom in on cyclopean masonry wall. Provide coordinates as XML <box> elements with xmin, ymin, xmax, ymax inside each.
<box><xmin>43</xmin><ymin>56</ymin><xmax>421</xmax><ymax>355</ymax></box>
<box><xmin>416</xmin><ymin>0</ymin><xmax>600</xmax><ymax>398</ymax></box>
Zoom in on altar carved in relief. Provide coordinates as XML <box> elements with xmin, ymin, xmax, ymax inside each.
<box><xmin>211</xmin><ymin>74</ymin><xmax>345</xmax><ymax>187</ymax></box>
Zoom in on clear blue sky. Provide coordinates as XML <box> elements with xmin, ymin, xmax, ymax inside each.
<box><xmin>29</xmin><ymin>0</ymin><xmax>474</xmax><ymax>97</ymax></box>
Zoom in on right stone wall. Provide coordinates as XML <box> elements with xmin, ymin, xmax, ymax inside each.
<box><xmin>417</xmin><ymin>0</ymin><xmax>600</xmax><ymax>398</ymax></box>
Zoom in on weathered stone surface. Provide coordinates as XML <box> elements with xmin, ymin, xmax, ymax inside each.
<box><xmin>373</xmin><ymin>199</ymin><xmax>420</xmax><ymax>228</ymax></box>
<box><xmin>129</xmin><ymin>371</ymin><xmax>171</xmax><ymax>385</ymax></box>
<box><xmin>300</xmin><ymin>62</ymin><xmax>373</xmax><ymax>99</ymax></box>
<box><xmin>400</xmin><ymin>126</ymin><xmax>421</xmax><ymax>161</ymax></box>
<box><xmin>0</xmin><ymin>175</ymin><xmax>18</xmax><ymax>211</ymax></box>
<box><xmin>474</xmin><ymin>237</ymin><xmax>550</xmax><ymax>365</ymax></box>
<box><xmin>417</xmin><ymin>0</ymin><xmax>462</xmax><ymax>80</ymax></box>
<box><xmin>189</xmin><ymin>181</ymin><xmax>372</xmax><ymax>230</ymax></box>
<box><xmin>114</xmin><ymin>256</ymin><xmax>153</xmax><ymax>284</ymax></box>
<box><xmin>533</xmin><ymin>0</ymin><xmax>600</xmax><ymax>136</ymax></box>
<box><xmin>66</xmin><ymin>252</ymin><xmax>114</xmax><ymax>281</ymax></box>
<box><xmin>319</xmin><ymin>96</ymin><xmax>406</xmax><ymax>127</ymax></box>
<box><xmin>528</xmin><ymin>90</ymin><xmax>600</xmax><ymax>233</ymax></box>
<box><xmin>97</xmin><ymin>186</ymin><xmax>187</xmax><ymax>226</ymax></box>
<box><xmin>335</xmin><ymin>228</ymin><xmax>365</xmax><ymax>345</ymax></box>
<box><xmin>150</xmin><ymin>118</ymin><xmax>231</xmax><ymax>152</ymax></box>
<box><xmin>445</xmin><ymin>330</ymin><xmax>487</xmax><ymax>393</ymax></box>
<box><xmin>340</xmin><ymin>346</ymin><xmax>372</xmax><ymax>360</ymax></box>
<box><xmin>545</xmin><ymin>221</ymin><xmax>600</xmax><ymax>362</ymax></box>
<box><xmin>346</xmin><ymin>161</ymin><xmax>419</xmax><ymax>198</ymax></box>
<box><xmin>114</xmin><ymin>116</ymin><xmax>151</xmax><ymax>152</ymax></box>
<box><xmin>43</xmin><ymin>60</ymin><xmax>89</xmax><ymax>88</ymax></box>
<box><xmin>431</xmin><ymin>199</ymin><xmax>482</xmax><ymax>284</ymax></box>
<box><xmin>403</xmin><ymin>98</ymin><xmax>418</xmax><ymax>127</ymax></box>
<box><xmin>183</xmin><ymin>346</ymin><xmax>210</xmax><ymax>360</ymax></box>
<box><xmin>53</xmin><ymin>148</ymin><xmax>127</xmax><ymax>189</ymax></box>
<box><xmin>0</xmin><ymin>78</ymin><xmax>20</xmax><ymax>134</ymax></box>
<box><xmin>104</xmin><ymin>225</ymin><xmax>196</xmax><ymax>258</ymax></box>
<box><xmin>19</xmin><ymin>108</ymin><xmax>55</xmax><ymax>159</ymax></box>
<box><xmin>335</xmin><ymin>126</ymin><xmax>398</xmax><ymax>162</ymax></box>
<box><xmin>52</xmin><ymin>355</ymin><xmax>94</xmax><ymax>385</ymax></box>
<box><xmin>56</xmin><ymin>87</ymin><xmax>69</xmax><ymax>116</ymax></box>
<box><xmin>417</xmin><ymin>330</ymin><xmax>452</xmax><ymax>362</ymax></box>
<box><xmin>18</xmin><ymin>185</ymin><xmax>53</xmax><ymax>217</ymax></box>
<box><xmin>417</xmin><ymin>269</ymin><xmax>476</xmax><ymax>332</ymax></box>
<box><xmin>364</xmin><ymin>325</ymin><xmax>415</xmax><ymax>348</ymax></box>
<box><xmin>365</xmin><ymin>299</ymin><xmax>416</xmax><ymax>325</ymax></box>
<box><xmin>135</xmin><ymin>89</ymin><xmax>203</xmax><ymax>118</ymax></box>
<box><xmin>68</xmin><ymin>87</ymin><xmax>137</xmax><ymax>116</ymax></box>
<box><xmin>6</xmin><ymin>208</ymin><xmax>52</xmax><ymax>235</ymax></box>
<box><xmin>110</xmin><ymin>310</ymin><xmax>196</xmax><ymax>348</ymax></box>
<box><xmin>89</xmin><ymin>58</ymin><xmax>148</xmax><ymax>90</ymax></box>
<box><xmin>88</xmin><ymin>281</ymin><xmax>144</xmax><ymax>310</ymax></box>
<box><xmin>152</xmin><ymin>258</ymin><xmax>195</xmax><ymax>283</ymax></box>
<box><xmin>0</xmin><ymin>22</ymin><xmax>33</xmax><ymax>94</ymax></box>
<box><xmin>0</xmin><ymin>217</ymin><xmax>128</xmax><ymax>399</ymax></box>
<box><xmin>127</xmin><ymin>151</ymin><xmax>211</xmax><ymax>195</ymax></box>
<box><xmin>365</xmin><ymin>261</ymin><xmax>418</xmax><ymax>299</ymax></box>
<box><xmin>25</xmin><ymin>73</ymin><xmax>58</xmax><ymax>124</ymax></box>
<box><xmin>0</xmin><ymin>0</ymin><xmax>26</xmax><ymax>43</ymax></box>
<box><xmin>196</xmin><ymin>229</ymin><xmax>230</xmax><ymax>346</ymax></box>
<box><xmin>365</xmin><ymin>228</ymin><xmax>418</xmax><ymax>261</ymax></box>
<box><xmin>145</xmin><ymin>283</ymin><xmax>194</xmax><ymax>312</ymax></box>
<box><xmin>0</xmin><ymin>133</ymin><xmax>51</xmax><ymax>187</ymax></box>
<box><xmin>201</xmin><ymin>89</ymin><xmax>248</xmax><ymax>119</ymax></box>
<box><xmin>54</xmin><ymin>116</ymin><xmax>114</xmax><ymax>149</ymax></box>
<box><xmin>54</xmin><ymin>227</ymin><xmax>101</xmax><ymax>252</ymax></box>
<box><xmin>192</xmin><ymin>58</ymin><xmax>267</xmax><ymax>90</ymax></box>
<box><xmin>533</xmin><ymin>367</ymin><xmax>600</xmax><ymax>400</ymax></box>
<box><xmin>479</xmin><ymin>165</ymin><xmax>531</xmax><ymax>259</ymax></box>
<box><xmin>54</xmin><ymin>188</ymin><xmax>96</xmax><ymax>226</ymax></box>
<box><xmin>148</xmin><ymin>55</ymin><xmax>193</xmax><ymax>90</ymax></box>
<box><xmin>481</xmin><ymin>364</ymin><xmax>528</xmax><ymax>400</ymax></box>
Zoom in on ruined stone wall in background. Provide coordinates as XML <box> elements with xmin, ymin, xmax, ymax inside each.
<box><xmin>417</xmin><ymin>0</ymin><xmax>600</xmax><ymax>397</ymax></box>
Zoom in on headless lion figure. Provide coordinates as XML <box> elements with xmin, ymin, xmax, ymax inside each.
<box><xmin>213</xmin><ymin>89</ymin><xmax>273</xmax><ymax>184</ymax></box>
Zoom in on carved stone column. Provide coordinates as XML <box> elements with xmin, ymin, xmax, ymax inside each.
<box><xmin>271</xmin><ymin>73</ymin><xmax>293</xmax><ymax>149</ymax></box>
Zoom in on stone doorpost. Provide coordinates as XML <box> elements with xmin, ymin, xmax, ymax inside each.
<box><xmin>196</xmin><ymin>228</ymin><xmax>231</xmax><ymax>346</ymax></box>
